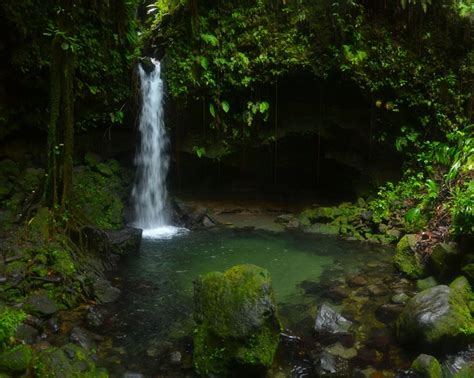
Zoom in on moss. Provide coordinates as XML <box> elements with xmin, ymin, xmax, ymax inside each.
<box><xmin>0</xmin><ymin>307</ymin><xmax>27</xmax><ymax>346</ymax></box>
<box><xmin>417</xmin><ymin>276</ymin><xmax>438</xmax><ymax>291</ymax></box>
<box><xmin>393</xmin><ymin>234</ymin><xmax>426</xmax><ymax>278</ymax></box>
<box><xmin>450</xmin><ymin>276</ymin><xmax>473</xmax><ymax>303</ymax></box>
<box><xmin>411</xmin><ymin>354</ymin><xmax>442</xmax><ymax>378</ymax></box>
<box><xmin>33</xmin><ymin>345</ymin><xmax>108</xmax><ymax>378</ymax></box>
<box><xmin>73</xmin><ymin>165</ymin><xmax>124</xmax><ymax>229</ymax></box>
<box><xmin>0</xmin><ymin>344</ymin><xmax>33</xmax><ymax>374</ymax></box>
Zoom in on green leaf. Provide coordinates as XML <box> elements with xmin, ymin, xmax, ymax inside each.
<box><xmin>199</xmin><ymin>56</ymin><xmax>209</xmax><ymax>70</ymax></box>
<box><xmin>209</xmin><ymin>103</ymin><xmax>216</xmax><ymax>118</ymax></box>
<box><xmin>222</xmin><ymin>101</ymin><xmax>230</xmax><ymax>113</ymax></box>
<box><xmin>259</xmin><ymin>101</ymin><xmax>269</xmax><ymax>113</ymax></box>
<box><xmin>61</xmin><ymin>42</ymin><xmax>69</xmax><ymax>50</ymax></box>
<box><xmin>405</xmin><ymin>207</ymin><xmax>421</xmax><ymax>223</ymax></box>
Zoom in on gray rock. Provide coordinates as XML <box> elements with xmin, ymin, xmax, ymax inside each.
<box><xmin>314</xmin><ymin>304</ymin><xmax>352</xmax><ymax>334</ymax></box>
<box><xmin>106</xmin><ymin>227</ymin><xmax>142</xmax><ymax>256</ymax></box>
<box><xmin>395</xmin><ymin>285</ymin><xmax>473</xmax><ymax>349</ymax></box>
<box><xmin>86</xmin><ymin>306</ymin><xmax>107</xmax><ymax>328</ymax></box>
<box><xmin>15</xmin><ymin>324</ymin><xmax>39</xmax><ymax>344</ymax></box>
<box><xmin>123</xmin><ymin>373</ymin><xmax>145</xmax><ymax>378</ymax></box>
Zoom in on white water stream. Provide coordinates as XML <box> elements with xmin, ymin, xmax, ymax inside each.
<box><xmin>132</xmin><ymin>59</ymin><xmax>187</xmax><ymax>239</ymax></box>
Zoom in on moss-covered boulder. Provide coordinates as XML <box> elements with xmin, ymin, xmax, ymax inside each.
<box><xmin>395</xmin><ymin>285</ymin><xmax>474</xmax><ymax>350</ymax></box>
<box><xmin>0</xmin><ymin>344</ymin><xmax>33</xmax><ymax>374</ymax></box>
<box><xmin>393</xmin><ymin>234</ymin><xmax>427</xmax><ymax>278</ymax></box>
<box><xmin>411</xmin><ymin>354</ymin><xmax>442</xmax><ymax>378</ymax></box>
<box><xmin>450</xmin><ymin>276</ymin><xmax>473</xmax><ymax>303</ymax></box>
<box><xmin>193</xmin><ymin>264</ymin><xmax>281</xmax><ymax>376</ymax></box>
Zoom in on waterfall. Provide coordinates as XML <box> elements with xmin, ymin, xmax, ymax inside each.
<box><xmin>132</xmin><ymin>59</ymin><xmax>186</xmax><ymax>239</ymax></box>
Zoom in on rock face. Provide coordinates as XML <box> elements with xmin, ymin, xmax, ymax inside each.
<box><xmin>193</xmin><ymin>264</ymin><xmax>281</xmax><ymax>376</ymax></box>
<box><xmin>393</xmin><ymin>234</ymin><xmax>427</xmax><ymax>278</ymax></box>
<box><xmin>395</xmin><ymin>284</ymin><xmax>473</xmax><ymax>350</ymax></box>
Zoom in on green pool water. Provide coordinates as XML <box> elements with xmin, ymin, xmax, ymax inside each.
<box><xmin>99</xmin><ymin>227</ymin><xmax>409</xmax><ymax>376</ymax></box>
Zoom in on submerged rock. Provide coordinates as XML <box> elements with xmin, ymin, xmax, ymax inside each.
<box><xmin>317</xmin><ymin>350</ymin><xmax>351</xmax><ymax>376</ymax></box>
<box><xmin>193</xmin><ymin>264</ymin><xmax>280</xmax><ymax>376</ymax></box>
<box><xmin>314</xmin><ymin>303</ymin><xmax>353</xmax><ymax>335</ymax></box>
<box><xmin>411</xmin><ymin>354</ymin><xmax>442</xmax><ymax>378</ymax></box>
<box><xmin>395</xmin><ymin>285</ymin><xmax>474</xmax><ymax>350</ymax></box>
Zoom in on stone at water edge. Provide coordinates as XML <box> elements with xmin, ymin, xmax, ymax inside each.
<box><xmin>411</xmin><ymin>354</ymin><xmax>442</xmax><ymax>378</ymax></box>
<box><xmin>393</xmin><ymin>234</ymin><xmax>427</xmax><ymax>278</ymax></box>
<box><xmin>395</xmin><ymin>284</ymin><xmax>474</xmax><ymax>350</ymax></box>
<box><xmin>416</xmin><ymin>276</ymin><xmax>439</xmax><ymax>291</ymax></box>
<box><xmin>193</xmin><ymin>264</ymin><xmax>281</xmax><ymax>376</ymax></box>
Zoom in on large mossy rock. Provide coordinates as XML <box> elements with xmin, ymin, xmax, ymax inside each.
<box><xmin>193</xmin><ymin>264</ymin><xmax>281</xmax><ymax>376</ymax></box>
<box><xmin>395</xmin><ymin>284</ymin><xmax>474</xmax><ymax>350</ymax></box>
<box><xmin>393</xmin><ymin>234</ymin><xmax>427</xmax><ymax>278</ymax></box>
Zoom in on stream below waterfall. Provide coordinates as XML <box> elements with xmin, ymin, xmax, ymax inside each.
<box><xmin>94</xmin><ymin>226</ymin><xmax>418</xmax><ymax>377</ymax></box>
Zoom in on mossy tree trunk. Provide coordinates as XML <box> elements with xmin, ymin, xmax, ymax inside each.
<box><xmin>43</xmin><ymin>3</ymin><xmax>76</xmax><ymax>216</ymax></box>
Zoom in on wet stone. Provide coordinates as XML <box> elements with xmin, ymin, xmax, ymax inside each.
<box><xmin>123</xmin><ymin>373</ymin><xmax>145</xmax><ymax>378</ymax></box>
<box><xmin>347</xmin><ymin>275</ymin><xmax>368</xmax><ymax>287</ymax></box>
<box><xmin>367</xmin><ymin>284</ymin><xmax>387</xmax><ymax>297</ymax></box>
<box><xmin>45</xmin><ymin>317</ymin><xmax>60</xmax><ymax>333</ymax></box>
<box><xmin>69</xmin><ymin>327</ymin><xmax>96</xmax><ymax>351</ymax></box>
<box><xmin>86</xmin><ymin>306</ymin><xmax>107</xmax><ymax>328</ymax></box>
<box><xmin>314</xmin><ymin>304</ymin><xmax>353</xmax><ymax>335</ymax></box>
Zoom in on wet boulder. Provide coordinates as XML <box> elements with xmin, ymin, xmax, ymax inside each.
<box><xmin>316</xmin><ymin>350</ymin><xmax>351</xmax><ymax>376</ymax></box>
<box><xmin>106</xmin><ymin>227</ymin><xmax>142</xmax><ymax>256</ymax></box>
<box><xmin>193</xmin><ymin>264</ymin><xmax>281</xmax><ymax>376</ymax></box>
<box><xmin>395</xmin><ymin>285</ymin><xmax>474</xmax><ymax>350</ymax></box>
<box><xmin>393</xmin><ymin>234</ymin><xmax>427</xmax><ymax>278</ymax></box>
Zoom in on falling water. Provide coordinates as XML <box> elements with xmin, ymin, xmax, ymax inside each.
<box><xmin>132</xmin><ymin>59</ymin><xmax>186</xmax><ymax>239</ymax></box>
